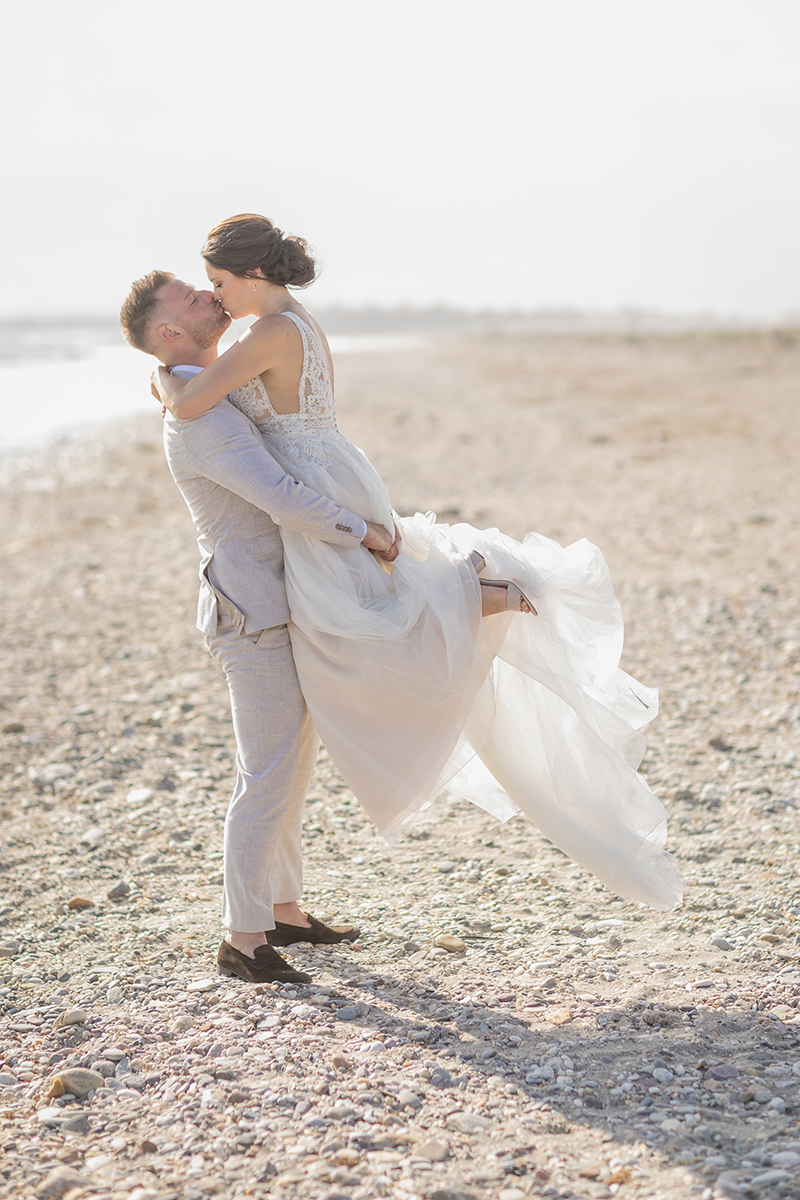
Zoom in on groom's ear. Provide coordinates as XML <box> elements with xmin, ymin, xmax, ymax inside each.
<box><xmin>157</xmin><ymin>322</ymin><xmax>185</xmax><ymax>345</ymax></box>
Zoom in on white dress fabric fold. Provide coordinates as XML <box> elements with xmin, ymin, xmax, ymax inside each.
<box><xmin>228</xmin><ymin>312</ymin><xmax>683</xmax><ymax>910</ymax></box>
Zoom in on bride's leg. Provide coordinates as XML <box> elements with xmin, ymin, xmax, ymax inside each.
<box><xmin>479</xmin><ymin>579</ymin><xmax>536</xmax><ymax>616</ymax></box>
<box><xmin>469</xmin><ymin>549</ymin><xmax>537</xmax><ymax>616</ymax></box>
<box><xmin>481</xmin><ymin>583</ymin><xmax>511</xmax><ymax>617</ymax></box>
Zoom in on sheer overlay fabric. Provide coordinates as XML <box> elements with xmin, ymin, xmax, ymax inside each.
<box><xmin>228</xmin><ymin>312</ymin><xmax>683</xmax><ymax>910</ymax></box>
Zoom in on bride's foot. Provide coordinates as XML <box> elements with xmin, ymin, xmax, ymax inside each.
<box><xmin>468</xmin><ymin>550</ymin><xmax>537</xmax><ymax>616</ymax></box>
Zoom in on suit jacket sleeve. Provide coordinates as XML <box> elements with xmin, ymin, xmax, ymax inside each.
<box><xmin>174</xmin><ymin>401</ymin><xmax>366</xmax><ymax>545</ymax></box>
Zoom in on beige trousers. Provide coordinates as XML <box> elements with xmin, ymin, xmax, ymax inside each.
<box><xmin>205</xmin><ymin>617</ymin><xmax>318</xmax><ymax>932</ymax></box>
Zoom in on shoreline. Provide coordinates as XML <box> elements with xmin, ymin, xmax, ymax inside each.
<box><xmin>2</xmin><ymin>307</ymin><xmax>797</xmax><ymax>362</ymax></box>
<box><xmin>0</xmin><ymin>333</ymin><xmax>430</xmax><ymax>456</ymax></box>
<box><xmin>2</xmin><ymin>319</ymin><xmax>798</xmax><ymax>459</ymax></box>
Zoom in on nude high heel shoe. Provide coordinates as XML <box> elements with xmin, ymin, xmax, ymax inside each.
<box><xmin>467</xmin><ymin>550</ymin><xmax>538</xmax><ymax>616</ymax></box>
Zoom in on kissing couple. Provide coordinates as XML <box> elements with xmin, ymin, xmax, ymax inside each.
<box><xmin>121</xmin><ymin>212</ymin><xmax>682</xmax><ymax>984</ymax></box>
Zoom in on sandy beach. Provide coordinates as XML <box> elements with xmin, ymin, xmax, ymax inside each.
<box><xmin>2</xmin><ymin>327</ymin><xmax>800</xmax><ymax>1200</ymax></box>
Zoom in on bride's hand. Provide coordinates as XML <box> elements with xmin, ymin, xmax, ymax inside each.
<box><xmin>150</xmin><ymin>366</ymin><xmax>187</xmax><ymax>416</ymax></box>
<box><xmin>150</xmin><ymin>376</ymin><xmax>167</xmax><ymax>418</ymax></box>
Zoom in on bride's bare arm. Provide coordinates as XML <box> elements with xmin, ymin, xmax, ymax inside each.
<box><xmin>151</xmin><ymin>316</ymin><xmax>295</xmax><ymax>419</ymax></box>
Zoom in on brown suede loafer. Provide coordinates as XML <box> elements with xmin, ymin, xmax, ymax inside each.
<box><xmin>266</xmin><ymin>912</ymin><xmax>361</xmax><ymax>947</ymax></box>
<box><xmin>217</xmin><ymin>940</ymin><xmax>312</xmax><ymax>984</ymax></box>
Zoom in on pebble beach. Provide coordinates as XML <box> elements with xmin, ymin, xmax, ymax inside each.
<box><xmin>1</xmin><ymin>326</ymin><xmax>800</xmax><ymax>1200</ymax></box>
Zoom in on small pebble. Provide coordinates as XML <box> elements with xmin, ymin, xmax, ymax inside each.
<box><xmin>750</xmin><ymin>1170</ymin><xmax>792</xmax><ymax>1187</ymax></box>
<box><xmin>34</xmin><ymin>1166</ymin><xmax>94</xmax><ymax>1196</ymax></box>
<box><xmin>37</xmin><ymin>1107</ymin><xmax>67</xmax><ymax>1125</ymax></box>
<box><xmin>772</xmin><ymin>1152</ymin><xmax>800</xmax><ymax>1167</ymax></box>
<box><xmin>126</xmin><ymin>788</ymin><xmax>155</xmax><ymax>804</ymax></box>
<box><xmin>46</xmin><ymin>1068</ymin><xmax>105</xmax><ymax>1098</ymax></box>
<box><xmin>414</xmin><ymin>1139</ymin><xmax>450</xmax><ymax>1161</ymax></box>
<box><xmin>186</xmin><ymin>978</ymin><xmax>216</xmax><ymax>993</ymax></box>
<box><xmin>60</xmin><ymin>1114</ymin><xmax>91</xmax><ymax>1133</ymax></box>
<box><xmin>435</xmin><ymin>934</ymin><xmax>466</xmax><ymax>953</ymax></box>
<box><xmin>546</xmin><ymin>1007</ymin><xmax>574</xmax><ymax>1026</ymax></box>
<box><xmin>85</xmin><ymin>1154</ymin><xmax>115</xmax><ymax>1172</ymax></box>
<box><xmin>447</xmin><ymin>1111</ymin><xmax>493</xmax><ymax>1133</ymax></box>
<box><xmin>706</xmin><ymin>1064</ymin><xmax>739</xmax><ymax>1080</ymax></box>
<box><xmin>52</xmin><ymin>1008</ymin><xmax>87</xmax><ymax>1029</ymax></box>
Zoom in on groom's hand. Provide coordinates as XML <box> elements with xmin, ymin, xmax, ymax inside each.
<box><xmin>362</xmin><ymin>520</ymin><xmax>401</xmax><ymax>562</ymax></box>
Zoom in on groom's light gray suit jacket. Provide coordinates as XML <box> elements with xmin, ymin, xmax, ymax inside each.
<box><xmin>162</xmin><ymin>397</ymin><xmax>365</xmax><ymax>637</ymax></box>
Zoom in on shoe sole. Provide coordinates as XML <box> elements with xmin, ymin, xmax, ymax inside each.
<box><xmin>265</xmin><ymin>936</ymin><xmax>356</xmax><ymax>947</ymax></box>
<box><xmin>218</xmin><ymin>966</ymin><xmax>311</xmax><ymax>983</ymax></box>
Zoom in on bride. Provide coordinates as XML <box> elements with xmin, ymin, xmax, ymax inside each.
<box><xmin>153</xmin><ymin>213</ymin><xmax>683</xmax><ymax>911</ymax></box>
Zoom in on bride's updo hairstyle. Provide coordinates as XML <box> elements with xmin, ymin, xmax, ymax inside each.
<box><xmin>202</xmin><ymin>213</ymin><xmax>316</xmax><ymax>288</ymax></box>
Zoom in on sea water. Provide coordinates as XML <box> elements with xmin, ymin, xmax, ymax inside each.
<box><xmin>0</xmin><ymin>329</ymin><xmax>425</xmax><ymax>454</ymax></box>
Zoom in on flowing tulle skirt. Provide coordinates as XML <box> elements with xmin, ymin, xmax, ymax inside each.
<box><xmin>267</xmin><ymin>429</ymin><xmax>683</xmax><ymax>910</ymax></box>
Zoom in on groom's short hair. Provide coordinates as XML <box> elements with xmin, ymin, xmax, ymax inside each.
<box><xmin>120</xmin><ymin>270</ymin><xmax>176</xmax><ymax>355</ymax></box>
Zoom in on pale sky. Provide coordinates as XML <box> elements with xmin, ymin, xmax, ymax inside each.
<box><xmin>4</xmin><ymin>0</ymin><xmax>799</xmax><ymax>319</ymax></box>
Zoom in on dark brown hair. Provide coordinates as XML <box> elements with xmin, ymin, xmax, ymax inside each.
<box><xmin>202</xmin><ymin>213</ymin><xmax>316</xmax><ymax>288</ymax></box>
<box><xmin>120</xmin><ymin>269</ymin><xmax>175</xmax><ymax>353</ymax></box>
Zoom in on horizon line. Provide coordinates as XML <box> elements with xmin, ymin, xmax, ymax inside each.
<box><xmin>0</xmin><ymin>303</ymin><xmax>798</xmax><ymax>328</ymax></box>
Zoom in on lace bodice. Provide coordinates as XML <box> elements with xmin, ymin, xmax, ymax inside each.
<box><xmin>229</xmin><ymin>311</ymin><xmax>340</xmax><ymax>465</ymax></box>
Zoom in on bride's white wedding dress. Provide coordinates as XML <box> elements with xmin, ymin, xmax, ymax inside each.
<box><xmin>229</xmin><ymin>312</ymin><xmax>683</xmax><ymax>910</ymax></box>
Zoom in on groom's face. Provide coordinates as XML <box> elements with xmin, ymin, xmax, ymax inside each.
<box><xmin>157</xmin><ymin>279</ymin><xmax>231</xmax><ymax>351</ymax></box>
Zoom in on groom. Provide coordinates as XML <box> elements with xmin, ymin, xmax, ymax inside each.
<box><xmin>120</xmin><ymin>270</ymin><xmax>397</xmax><ymax>984</ymax></box>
